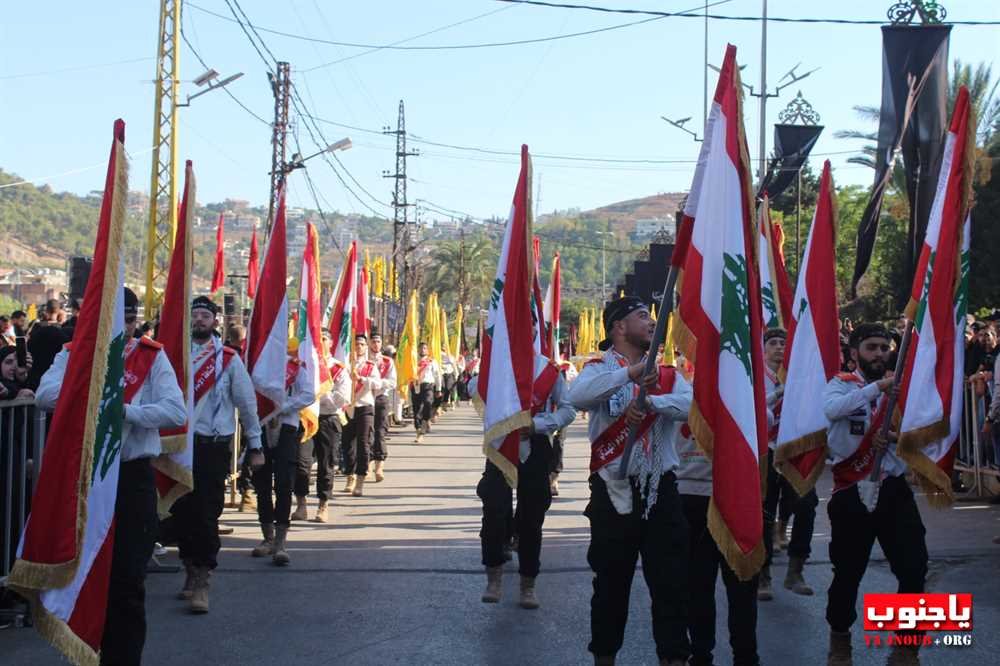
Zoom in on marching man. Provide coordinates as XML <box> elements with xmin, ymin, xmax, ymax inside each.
<box><xmin>413</xmin><ymin>341</ymin><xmax>441</xmax><ymax>443</ymax></box>
<box><xmin>370</xmin><ymin>332</ymin><xmax>397</xmax><ymax>482</ymax></box>
<box><xmin>251</xmin><ymin>337</ymin><xmax>315</xmax><ymax>565</ymax></box>
<box><xmin>440</xmin><ymin>343</ymin><xmax>458</xmax><ymax>413</ymax></box>
<box><xmin>172</xmin><ymin>295</ymin><xmax>263</xmax><ymax>614</ymax></box>
<box><xmin>823</xmin><ymin>324</ymin><xmax>927</xmax><ymax>666</ymax></box>
<box><xmin>342</xmin><ymin>333</ymin><xmax>381</xmax><ymax>496</ymax></box>
<box><xmin>567</xmin><ymin>297</ymin><xmax>692</xmax><ymax>666</ymax></box>
<box><xmin>36</xmin><ymin>288</ymin><xmax>186</xmax><ymax>663</ymax></box>
<box><xmin>472</xmin><ymin>354</ymin><xmax>575</xmax><ymax>609</ymax></box>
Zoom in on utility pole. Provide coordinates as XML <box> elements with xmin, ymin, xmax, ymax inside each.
<box><xmin>383</xmin><ymin>100</ymin><xmax>419</xmax><ymax>324</ymax></box>
<box><xmin>144</xmin><ymin>0</ymin><xmax>181</xmax><ymax>317</ymax></box>
<box><xmin>267</xmin><ymin>62</ymin><xmax>292</xmax><ymax>233</ymax></box>
<box><xmin>757</xmin><ymin>0</ymin><xmax>768</xmax><ymax>184</ymax></box>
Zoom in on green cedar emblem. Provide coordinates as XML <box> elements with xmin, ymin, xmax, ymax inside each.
<box><xmin>93</xmin><ymin>332</ymin><xmax>125</xmax><ymax>483</ymax></box>
<box><xmin>721</xmin><ymin>253</ymin><xmax>753</xmax><ymax>378</ymax></box>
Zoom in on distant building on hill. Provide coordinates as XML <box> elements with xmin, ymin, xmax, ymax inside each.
<box><xmin>632</xmin><ymin>218</ymin><xmax>675</xmax><ymax>242</ymax></box>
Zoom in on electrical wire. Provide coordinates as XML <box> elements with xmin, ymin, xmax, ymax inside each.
<box><xmin>179</xmin><ymin>28</ymin><xmax>271</xmax><ymax>125</ymax></box>
<box><xmin>187</xmin><ymin>0</ymin><xmax>734</xmax><ymax>55</ymax></box>
<box><xmin>0</xmin><ymin>56</ymin><xmax>155</xmax><ymax>81</ymax></box>
<box><xmin>496</xmin><ymin>0</ymin><xmax>1000</xmax><ymax>25</ymax></box>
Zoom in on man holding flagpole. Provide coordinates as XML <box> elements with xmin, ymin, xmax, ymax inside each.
<box><xmin>413</xmin><ymin>341</ymin><xmax>441</xmax><ymax>443</ymax></box>
<box><xmin>370</xmin><ymin>332</ymin><xmax>397</xmax><ymax>483</ymax></box>
<box><xmin>341</xmin><ymin>333</ymin><xmax>381</xmax><ymax>497</ymax></box>
<box><xmin>172</xmin><ymin>296</ymin><xmax>263</xmax><ymax>613</ymax></box>
<box><xmin>36</xmin><ymin>287</ymin><xmax>186</xmax><ymax>664</ymax></box>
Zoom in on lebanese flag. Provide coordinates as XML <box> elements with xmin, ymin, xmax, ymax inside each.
<box><xmin>211</xmin><ymin>212</ymin><xmax>225</xmax><ymax>293</ymax></box>
<box><xmin>478</xmin><ymin>145</ymin><xmax>536</xmax><ymax>487</ymax></box>
<box><xmin>672</xmin><ymin>45</ymin><xmax>768</xmax><ymax>581</ymax></box>
<box><xmin>774</xmin><ymin>161</ymin><xmax>841</xmax><ymax>494</ymax></box>
<box><xmin>897</xmin><ymin>87</ymin><xmax>975</xmax><ymax>504</ymax></box>
<box><xmin>531</xmin><ymin>236</ymin><xmax>549</xmax><ymax>357</ymax></box>
<box><xmin>543</xmin><ymin>252</ymin><xmax>561</xmax><ymax>361</ymax></box>
<box><xmin>757</xmin><ymin>196</ymin><xmax>793</xmax><ymax>331</ymax></box>
<box><xmin>296</xmin><ymin>222</ymin><xmax>331</xmax><ymax>442</ymax></box>
<box><xmin>8</xmin><ymin>120</ymin><xmax>129</xmax><ymax>664</ymax></box>
<box><xmin>247</xmin><ymin>227</ymin><xmax>260</xmax><ymax>299</ymax></box>
<box><xmin>246</xmin><ymin>183</ymin><xmax>289</xmax><ymax>424</ymax></box>
<box><xmin>324</xmin><ymin>240</ymin><xmax>357</xmax><ymax>370</ymax></box>
<box><xmin>152</xmin><ymin>160</ymin><xmax>196</xmax><ymax>517</ymax></box>
<box><xmin>354</xmin><ymin>256</ymin><xmax>371</xmax><ymax>338</ymax></box>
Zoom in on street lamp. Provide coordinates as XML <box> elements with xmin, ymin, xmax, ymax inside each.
<box><xmin>178</xmin><ymin>69</ymin><xmax>245</xmax><ymax>107</ymax></box>
<box><xmin>281</xmin><ymin>137</ymin><xmax>352</xmax><ymax>174</ymax></box>
<box><xmin>594</xmin><ymin>231</ymin><xmax>612</xmax><ymax>305</ymax></box>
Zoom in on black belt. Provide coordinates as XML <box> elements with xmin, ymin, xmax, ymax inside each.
<box><xmin>195</xmin><ymin>434</ymin><xmax>232</xmax><ymax>444</ymax></box>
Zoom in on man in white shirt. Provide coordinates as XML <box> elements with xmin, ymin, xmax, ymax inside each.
<box><xmin>250</xmin><ymin>337</ymin><xmax>315</xmax><ymax>565</ymax></box>
<box><xmin>567</xmin><ymin>297</ymin><xmax>692</xmax><ymax>666</ymax></box>
<box><xmin>370</xmin><ymin>332</ymin><xmax>397</xmax><ymax>482</ymax></box>
<box><xmin>439</xmin><ymin>345</ymin><xmax>457</xmax><ymax>413</ymax></box>
<box><xmin>823</xmin><ymin>323</ymin><xmax>927</xmax><ymax>666</ymax></box>
<box><xmin>412</xmin><ymin>341</ymin><xmax>441</xmax><ymax>443</ymax></box>
<box><xmin>170</xmin><ymin>295</ymin><xmax>263</xmax><ymax>614</ymax></box>
<box><xmin>36</xmin><ymin>288</ymin><xmax>185</xmax><ymax>663</ymax></box>
<box><xmin>342</xmin><ymin>334</ymin><xmax>381</xmax><ymax>497</ymax></box>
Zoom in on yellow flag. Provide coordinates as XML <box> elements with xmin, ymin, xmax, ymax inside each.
<box><xmin>579</xmin><ymin>309</ymin><xmax>589</xmax><ymax>354</ymax></box>
<box><xmin>453</xmin><ymin>303</ymin><xmax>464</xmax><ymax>358</ymax></box>
<box><xmin>396</xmin><ymin>290</ymin><xmax>420</xmax><ymax>394</ymax></box>
<box><xmin>650</xmin><ymin>303</ymin><xmax>658</xmax><ymax>321</ymax></box>
<box><xmin>595</xmin><ymin>308</ymin><xmax>603</xmax><ymax>351</ymax></box>
<box><xmin>661</xmin><ymin>313</ymin><xmax>676</xmax><ymax>366</ymax></box>
<box><xmin>440</xmin><ymin>309</ymin><xmax>450</xmax><ymax>362</ymax></box>
<box><xmin>26</xmin><ymin>303</ymin><xmax>37</xmax><ymax>322</ymax></box>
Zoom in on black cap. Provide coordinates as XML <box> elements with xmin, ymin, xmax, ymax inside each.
<box><xmin>192</xmin><ymin>295</ymin><xmax>218</xmax><ymax>315</ymax></box>
<box><xmin>848</xmin><ymin>323</ymin><xmax>891</xmax><ymax>349</ymax></box>
<box><xmin>598</xmin><ymin>296</ymin><xmax>647</xmax><ymax>352</ymax></box>
<box><xmin>123</xmin><ymin>288</ymin><xmax>138</xmax><ymax>316</ymax></box>
<box><xmin>763</xmin><ymin>327</ymin><xmax>786</xmax><ymax>344</ymax></box>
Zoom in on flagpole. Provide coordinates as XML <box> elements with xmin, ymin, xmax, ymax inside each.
<box><xmin>617</xmin><ymin>266</ymin><xmax>679</xmax><ymax>480</ymax></box>
<box><xmin>860</xmin><ymin>319</ymin><xmax>915</xmax><ymax>506</ymax></box>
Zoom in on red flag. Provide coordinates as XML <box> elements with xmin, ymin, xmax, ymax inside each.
<box><xmin>211</xmin><ymin>213</ymin><xmax>225</xmax><ymax>293</ymax></box>
<box><xmin>246</xmin><ymin>187</ymin><xmax>289</xmax><ymax>423</ymax></box>
<box><xmin>531</xmin><ymin>236</ymin><xmax>549</xmax><ymax>358</ymax></box>
<box><xmin>247</xmin><ymin>227</ymin><xmax>260</xmax><ymax>299</ymax></box>
<box><xmin>354</xmin><ymin>259</ymin><xmax>371</xmax><ymax>338</ymax></box>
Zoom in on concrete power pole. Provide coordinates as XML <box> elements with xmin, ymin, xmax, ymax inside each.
<box><xmin>383</xmin><ymin>100</ymin><xmax>418</xmax><ymax>327</ymax></box>
<box><xmin>267</xmin><ymin>62</ymin><xmax>292</xmax><ymax>233</ymax></box>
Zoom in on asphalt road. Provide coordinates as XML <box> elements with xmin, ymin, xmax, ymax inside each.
<box><xmin>4</xmin><ymin>404</ymin><xmax>999</xmax><ymax>665</ymax></box>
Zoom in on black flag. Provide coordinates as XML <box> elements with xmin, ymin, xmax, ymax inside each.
<box><xmin>757</xmin><ymin>123</ymin><xmax>824</xmax><ymax>200</ymax></box>
<box><xmin>851</xmin><ymin>24</ymin><xmax>951</xmax><ymax>299</ymax></box>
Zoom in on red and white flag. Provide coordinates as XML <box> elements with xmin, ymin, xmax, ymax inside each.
<box><xmin>152</xmin><ymin>160</ymin><xmax>196</xmax><ymax>516</ymax></box>
<box><xmin>324</xmin><ymin>240</ymin><xmax>358</xmax><ymax>370</ymax></box>
<box><xmin>354</xmin><ymin>257</ymin><xmax>371</xmax><ymax>339</ymax></box>
<box><xmin>297</xmin><ymin>222</ymin><xmax>332</xmax><ymax>441</ymax></box>
<box><xmin>246</xmin><ymin>184</ymin><xmax>289</xmax><ymax>424</ymax></box>
<box><xmin>531</xmin><ymin>236</ymin><xmax>549</xmax><ymax>358</ymax></box>
<box><xmin>211</xmin><ymin>212</ymin><xmax>225</xmax><ymax>293</ymax></box>
<box><xmin>774</xmin><ymin>161</ymin><xmax>842</xmax><ymax>493</ymax></box>
<box><xmin>247</xmin><ymin>227</ymin><xmax>260</xmax><ymax>300</ymax></box>
<box><xmin>478</xmin><ymin>145</ymin><xmax>536</xmax><ymax>487</ymax></box>
<box><xmin>543</xmin><ymin>251</ymin><xmax>561</xmax><ymax>362</ymax></box>
<box><xmin>757</xmin><ymin>196</ymin><xmax>793</xmax><ymax>331</ymax></box>
<box><xmin>8</xmin><ymin>120</ymin><xmax>129</xmax><ymax>665</ymax></box>
<box><xmin>672</xmin><ymin>45</ymin><xmax>768</xmax><ymax>580</ymax></box>
<box><xmin>897</xmin><ymin>86</ymin><xmax>975</xmax><ymax>504</ymax></box>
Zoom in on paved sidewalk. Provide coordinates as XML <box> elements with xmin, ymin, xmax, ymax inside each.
<box><xmin>3</xmin><ymin>404</ymin><xmax>999</xmax><ymax>664</ymax></box>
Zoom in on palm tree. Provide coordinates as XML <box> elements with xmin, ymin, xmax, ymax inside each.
<box><xmin>422</xmin><ymin>236</ymin><xmax>498</xmax><ymax>311</ymax></box>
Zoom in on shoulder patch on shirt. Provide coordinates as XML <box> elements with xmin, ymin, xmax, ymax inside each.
<box><xmin>849</xmin><ymin>420</ymin><xmax>866</xmax><ymax>436</ymax></box>
<box><xmin>835</xmin><ymin>372</ymin><xmax>863</xmax><ymax>385</ymax></box>
<box><xmin>137</xmin><ymin>336</ymin><xmax>163</xmax><ymax>350</ymax></box>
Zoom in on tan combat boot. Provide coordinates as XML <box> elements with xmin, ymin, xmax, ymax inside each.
<box><xmin>238</xmin><ymin>488</ymin><xmax>257</xmax><ymax>512</ymax></box>
<box><xmin>342</xmin><ymin>474</ymin><xmax>357</xmax><ymax>494</ymax></box>
<box><xmin>519</xmin><ymin>575</ymin><xmax>540</xmax><ymax>610</ymax></box>
<box><xmin>189</xmin><ymin>567</ymin><xmax>210</xmax><ymax>614</ymax></box>
<box><xmin>312</xmin><ymin>499</ymin><xmax>329</xmax><ymax>523</ymax></box>
<box><xmin>776</xmin><ymin>520</ymin><xmax>790</xmax><ymax>550</ymax></box>
<box><xmin>290</xmin><ymin>495</ymin><xmax>308</xmax><ymax>521</ymax></box>
<box><xmin>757</xmin><ymin>564</ymin><xmax>773</xmax><ymax>601</ymax></box>
<box><xmin>251</xmin><ymin>524</ymin><xmax>275</xmax><ymax>558</ymax></box>
<box><xmin>550</xmin><ymin>473</ymin><xmax>560</xmax><ymax>497</ymax></box>
<box><xmin>352</xmin><ymin>474</ymin><xmax>366</xmax><ymax>497</ymax></box>
<box><xmin>784</xmin><ymin>555</ymin><xmax>814</xmax><ymax>595</ymax></box>
<box><xmin>272</xmin><ymin>525</ymin><xmax>290</xmax><ymax>566</ymax></box>
<box><xmin>177</xmin><ymin>561</ymin><xmax>195</xmax><ymax>600</ymax></box>
<box><xmin>481</xmin><ymin>566</ymin><xmax>503</xmax><ymax>603</ymax></box>
<box><xmin>374</xmin><ymin>460</ymin><xmax>385</xmax><ymax>482</ymax></box>
<box><xmin>827</xmin><ymin>630</ymin><xmax>852</xmax><ymax>666</ymax></box>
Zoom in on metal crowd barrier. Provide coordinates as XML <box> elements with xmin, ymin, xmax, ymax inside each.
<box><xmin>1</xmin><ymin>398</ymin><xmax>47</xmax><ymax>594</ymax></box>
<box><xmin>956</xmin><ymin>378</ymin><xmax>1000</xmax><ymax>497</ymax></box>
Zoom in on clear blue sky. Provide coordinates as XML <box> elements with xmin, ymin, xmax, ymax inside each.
<box><xmin>2</xmin><ymin>1</ymin><xmax>998</xmax><ymax>221</ymax></box>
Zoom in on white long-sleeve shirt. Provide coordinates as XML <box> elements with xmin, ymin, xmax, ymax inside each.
<box><xmin>568</xmin><ymin>350</ymin><xmax>691</xmax><ymax>514</ymax></box>
<box><xmin>37</xmin><ymin>344</ymin><xmax>186</xmax><ymax>461</ymax></box>
<box><xmin>372</xmin><ymin>354</ymin><xmax>397</xmax><ymax>398</ymax></box>
<box><xmin>276</xmin><ymin>360</ymin><xmax>316</xmax><ymax>429</ymax></box>
<box><xmin>823</xmin><ymin>372</ymin><xmax>906</xmax><ymax>484</ymax></box>
<box><xmin>191</xmin><ymin>339</ymin><xmax>262</xmax><ymax>449</ymax></box>
<box><xmin>441</xmin><ymin>353</ymin><xmax>457</xmax><ymax>377</ymax></box>
<box><xmin>319</xmin><ymin>366</ymin><xmax>352</xmax><ymax>417</ymax></box>
<box><xmin>417</xmin><ymin>357</ymin><xmax>442</xmax><ymax>390</ymax></box>
<box><xmin>352</xmin><ymin>358</ymin><xmax>382</xmax><ymax>408</ymax></box>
